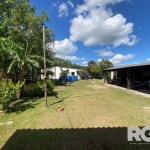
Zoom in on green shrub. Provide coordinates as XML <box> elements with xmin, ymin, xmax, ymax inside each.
<box><xmin>51</xmin><ymin>79</ymin><xmax>67</xmax><ymax>85</ymax></box>
<box><xmin>46</xmin><ymin>79</ymin><xmax>54</xmax><ymax>94</ymax></box>
<box><xmin>79</xmin><ymin>70</ymin><xmax>88</xmax><ymax>79</ymax></box>
<box><xmin>37</xmin><ymin>79</ymin><xmax>54</xmax><ymax>94</ymax></box>
<box><xmin>22</xmin><ymin>83</ymin><xmax>42</xmax><ymax>97</ymax></box>
<box><xmin>0</xmin><ymin>80</ymin><xmax>24</xmax><ymax>111</ymax></box>
<box><xmin>22</xmin><ymin>79</ymin><xmax>54</xmax><ymax>97</ymax></box>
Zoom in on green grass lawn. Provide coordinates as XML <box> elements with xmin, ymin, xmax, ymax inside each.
<box><xmin>1</xmin><ymin>79</ymin><xmax>150</xmax><ymax>150</ymax></box>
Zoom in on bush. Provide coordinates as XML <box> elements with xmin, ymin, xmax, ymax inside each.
<box><xmin>37</xmin><ymin>79</ymin><xmax>54</xmax><ymax>94</ymax></box>
<box><xmin>0</xmin><ymin>80</ymin><xmax>24</xmax><ymax>111</ymax></box>
<box><xmin>51</xmin><ymin>79</ymin><xmax>67</xmax><ymax>85</ymax></box>
<box><xmin>21</xmin><ymin>83</ymin><xmax>42</xmax><ymax>97</ymax></box>
<box><xmin>22</xmin><ymin>79</ymin><xmax>54</xmax><ymax>97</ymax></box>
<box><xmin>79</xmin><ymin>70</ymin><xmax>88</xmax><ymax>79</ymax></box>
<box><xmin>46</xmin><ymin>80</ymin><xmax>54</xmax><ymax>93</ymax></box>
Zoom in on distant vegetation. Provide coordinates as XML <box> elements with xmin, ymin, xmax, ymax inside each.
<box><xmin>80</xmin><ymin>59</ymin><xmax>114</xmax><ymax>79</ymax></box>
<box><xmin>52</xmin><ymin>57</ymin><xmax>85</xmax><ymax>69</ymax></box>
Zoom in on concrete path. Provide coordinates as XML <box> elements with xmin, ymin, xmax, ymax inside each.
<box><xmin>105</xmin><ymin>84</ymin><xmax>150</xmax><ymax>98</ymax></box>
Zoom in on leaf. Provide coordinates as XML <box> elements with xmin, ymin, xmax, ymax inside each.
<box><xmin>7</xmin><ymin>59</ymin><xmax>18</xmax><ymax>73</ymax></box>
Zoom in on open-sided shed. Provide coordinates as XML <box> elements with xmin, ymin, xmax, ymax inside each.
<box><xmin>103</xmin><ymin>62</ymin><xmax>150</xmax><ymax>90</ymax></box>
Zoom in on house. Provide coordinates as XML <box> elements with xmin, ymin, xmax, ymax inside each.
<box><xmin>41</xmin><ymin>66</ymin><xmax>81</xmax><ymax>80</ymax></box>
<box><xmin>103</xmin><ymin>62</ymin><xmax>150</xmax><ymax>90</ymax></box>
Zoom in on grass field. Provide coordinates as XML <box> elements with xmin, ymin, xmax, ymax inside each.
<box><xmin>1</xmin><ymin>79</ymin><xmax>150</xmax><ymax>149</ymax></box>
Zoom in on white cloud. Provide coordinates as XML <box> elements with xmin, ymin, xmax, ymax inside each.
<box><xmin>58</xmin><ymin>3</ymin><xmax>68</xmax><ymax>17</ymax></box>
<box><xmin>146</xmin><ymin>58</ymin><xmax>150</xmax><ymax>62</ymax></box>
<box><xmin>75</xmin><ymin>0</ymin><xmax>125</xmax><ymax>14</ymax></box>
<box><xmin>132</xmin><ymin>62</ymin><xmax>139</xmax><ymax>64</ymax></box>
<box><xmin>68</xmin><ymin>0</ymin><xmax>74</xmax><ymax>8</ymax></box>
<box><xmin>57</xmin><ymin>1</ymin><xmax>74</xmax><ymax>17</ymax></box>
<box><xmin>56</xmin><ymin>55</ymin><xmax>84</xmax><ymax>61</ymax></box>
<box><xmin>63</xmin><ymin>56</ymin><xmax>80</xmax><ymax>61</ymax></box>
<box><xmin>94</xmin><ymin>49</ymin><xmax>114</xmax><ymax>56</ymax></box>
<box><xmin>97</xmin><ymin>59</ymin><xmax>102</xmax><ymax>62</ymax></box>
<box><xmin>100</xmin><ymin>50</ymin><xmax>114</xmax><ymax>56</ymax></box>
<box><xmin>79</xmin><ymin>51</ymin><xmax>83</xmax><ymax>53</ymax></box>
<box><xmin>53</xmin><ymin>38</ymin><xmax>77</xmax><ymax>56</ymax></box>
<box><xmin>52</xmin><ymin>1</ymin><xmax>60</xmax><ymax>7</ymax></box>
<box><xmin>70</xmin><ymin>0</ymin><xmax>139</xmax><ymax>47</ymax></box>
<box><xmin>82</xmin><ymin>61</ymin><xmax>88</xmax><ymax>65</ymax></box>
<box><xmin>53</xmin><ymin>39</ymin><xmax>86</xmax><ymax>61</ymax></box>
<box><xmin>109</xmin><ymin>54</ymin><xmax>134</xmax><ymax>64</ymax></box>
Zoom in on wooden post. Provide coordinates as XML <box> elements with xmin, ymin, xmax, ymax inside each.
<box><xmin>133</xmin><ymin>75</ymin><xmax>135</xmax><ymax>84</ymax></box>
<box><xmin>43</xmin><ymin>26</ymin><xmax>47</xmax><ymax>106</ymax></box>
<box><xmin>127</xmin><ymin>70</ymin><xmax>130</xmax><ymax>90</ymax></box>
<box><xmin>103</xmin><ymin>72</ymin><xmax>107</xmax><ymax>84</ymax></box>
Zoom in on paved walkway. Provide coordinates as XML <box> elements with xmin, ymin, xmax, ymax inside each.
<box><xmin>105</xmin><ymin>84</ymin><xmax>150</xmax><ymax>98</ymax></box>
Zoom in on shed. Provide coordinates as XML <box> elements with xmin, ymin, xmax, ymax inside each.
<box><xmin>103</xmin><ymin>62</ymin><xmax>150</xmax><ymax>90</ymax></box>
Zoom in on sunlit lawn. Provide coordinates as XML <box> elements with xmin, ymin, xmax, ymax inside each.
<box><xmin>1</xmin><ymin>79</ymin><xmax>150</xmax><ymax>149</ymax></box>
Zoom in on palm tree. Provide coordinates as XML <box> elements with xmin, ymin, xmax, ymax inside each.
<box><xmin>0</xmin><ymin>38</ymin><xmax>13</xmax><ymax>81</ymax></box>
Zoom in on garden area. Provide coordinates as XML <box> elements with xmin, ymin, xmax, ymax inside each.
<box><xmin>1</xmin><ymin>79</ymin><xmax>150</xmax><ymax>149</ymax></box>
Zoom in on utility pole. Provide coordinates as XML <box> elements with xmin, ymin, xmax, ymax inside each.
<box><xmin>43</xmin><ymin>26</ymin><xmax>47</xmax><ymax>106</ymax></box>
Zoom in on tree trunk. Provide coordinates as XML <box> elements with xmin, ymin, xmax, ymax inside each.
<box><xmin>32</xmin><ymin>67</ymin><xmax>34</xmax><ymax>83</ymax></box>
<box><xmin>12</xmin><ymin>72</ymin><xmax>17</xmax><ymax>84</ymax></box>
<box><xmin>19</xmin><ymin>71</ymin><xmax>24</xmax><ymax>82</ymax></box>
<box><xmin>3</xmin><ymin>66</ymin><xmax>8</xmax><ymax>82</ymax></box>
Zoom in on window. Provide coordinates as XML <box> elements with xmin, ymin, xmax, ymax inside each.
<box><xmin>77</xmin><ymin>71</ymin><xmax>80</xmax><ymax>75</ymax></box>
<box><xmin>71</xmin><ymin>72</ymin><xmax>75</xmax><ymax>75</ymax></box>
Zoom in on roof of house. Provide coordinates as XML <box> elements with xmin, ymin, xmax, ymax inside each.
<box><xmin>103</xmin><ymin>62</ymin><xmax>150</xmax><ymax>71</ymax></box>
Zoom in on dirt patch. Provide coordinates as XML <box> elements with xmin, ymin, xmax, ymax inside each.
<box><xmin>87</xmin><ymin>84</ymin><xmax>106</xmax><ymax>89</ymax></box>
<box><xmin>143</xmin><ymin>107</ymin><xmax>150</xmax><ymax>111</ymax></box>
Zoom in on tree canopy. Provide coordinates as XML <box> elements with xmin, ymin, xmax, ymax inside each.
<box><xmin>0</xmin><ymin>0</ymin><xmax>55</xmax><ymax>82</ymax></box>
<box><xmin>52</xmin><ymin>57</ymin><xmax>84</xmax><ymax>69</ymax></box>
<box><xmin>85</xmin><ymin>59</ymin><xmax>114</xmax><ymax>79</ymax></box>
<box><xmin>0</xmin><ymin>0</ymin><xmax>54</xmax><ymax>53</ymax></box>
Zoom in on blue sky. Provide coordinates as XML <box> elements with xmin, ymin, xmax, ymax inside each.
<box><xmin>30</xmin><ymin>0</ymin><xmax>150</xmax><ymax>66</ymax></box>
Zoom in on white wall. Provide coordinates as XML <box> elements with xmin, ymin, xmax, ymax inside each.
<box><xmin>41</xmin><ymin>66</ymin><xmax>81</xmax><ymax>79</ymax></box>
<box><xmin>111</xmin><ymin>71</ymin><xmax>117</xmax><ymax>79</ymax></box>
<box><xmin>111</xmin><ymin>71</ymin><xmax>114</xmax><ymax>79</ymax></box>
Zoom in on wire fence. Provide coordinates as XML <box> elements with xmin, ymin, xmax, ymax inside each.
<box><xmin>130</xmin><ymin>80</ymin><xmax>150</xmax><ymax>89</ymax></box>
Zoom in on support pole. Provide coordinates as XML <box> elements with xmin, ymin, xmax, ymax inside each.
<box><xmin>127</xmin><ymin>70</ymin><xmax>130</xmax><ymax>90</ymax></box>
<box><xmin>43</xmin><ymin>26</ymin><xmax>47</xmax><ymax>106</ymax></box>
<box><xmin>104</xmin><ymin>72</ymin><xmax>107</xmax><ymax>84</ymax></box>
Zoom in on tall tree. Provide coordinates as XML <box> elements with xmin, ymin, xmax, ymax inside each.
<box><xmin>0</xmin><ymin>0</ymin><xmax>54</xmax><ymax>54</ymax></box>
<box><xmin>86</xmin><ymin>60</ymin><xmax>96</xmax><ymax>74</ymax></box>
<box><xmin>0</xmin><ymin>0</ymin><xmax>55</xmax><ymax>81</ymax></box>
<box><xmin>98</xmin><ymin>59</ymin><xmax>114</xmax><ymax>78</ymax></box>
<box><xmin>98</xmin><ymin>59</ymin><xmax>114</xmax><ymax>70</ymax></box>
<box><xmin>85</xmin><ymin>59</ymin><xmax>113</xmax><ymax>79</ymax></box>
<box><xmin>90</xmin><ymin>64</ymin><xmax>101</xmax><ymax>78</ymax></box>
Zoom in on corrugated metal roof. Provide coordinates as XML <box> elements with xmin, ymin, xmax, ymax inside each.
<box><xmin>103</xmin><ymin>62</ymin><xmax>150</xmax><ymax>71</ymax></box>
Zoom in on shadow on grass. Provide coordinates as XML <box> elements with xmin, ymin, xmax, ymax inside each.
<box><xmin>47</xmin><ymin>94</ymin><xmax>73</xmax><ymax>107</ymax></box>
<box><xmin>7</xmin><ymin>98</ymin><xmax>39</xmax><ymax>113</ymax></box>
<box><xmin>1</xmin><ymin>127</ymin><xmax>149</xmax><ymax>150</ymax></box>
<box><xmin>49</xmin><ymin>92</ymin><xmax>106</xmax><ymax>103</ymax></box>
<box><xmin>47</xmin><ymin>91</ymin><xmax>59</xmax><ymax>98</ymax></box>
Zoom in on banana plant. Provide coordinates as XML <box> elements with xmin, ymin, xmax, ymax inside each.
<box><xmin>0</xmin><ymin>38</ymin><xmax>51</xmax><ymax>82</ymax></box>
